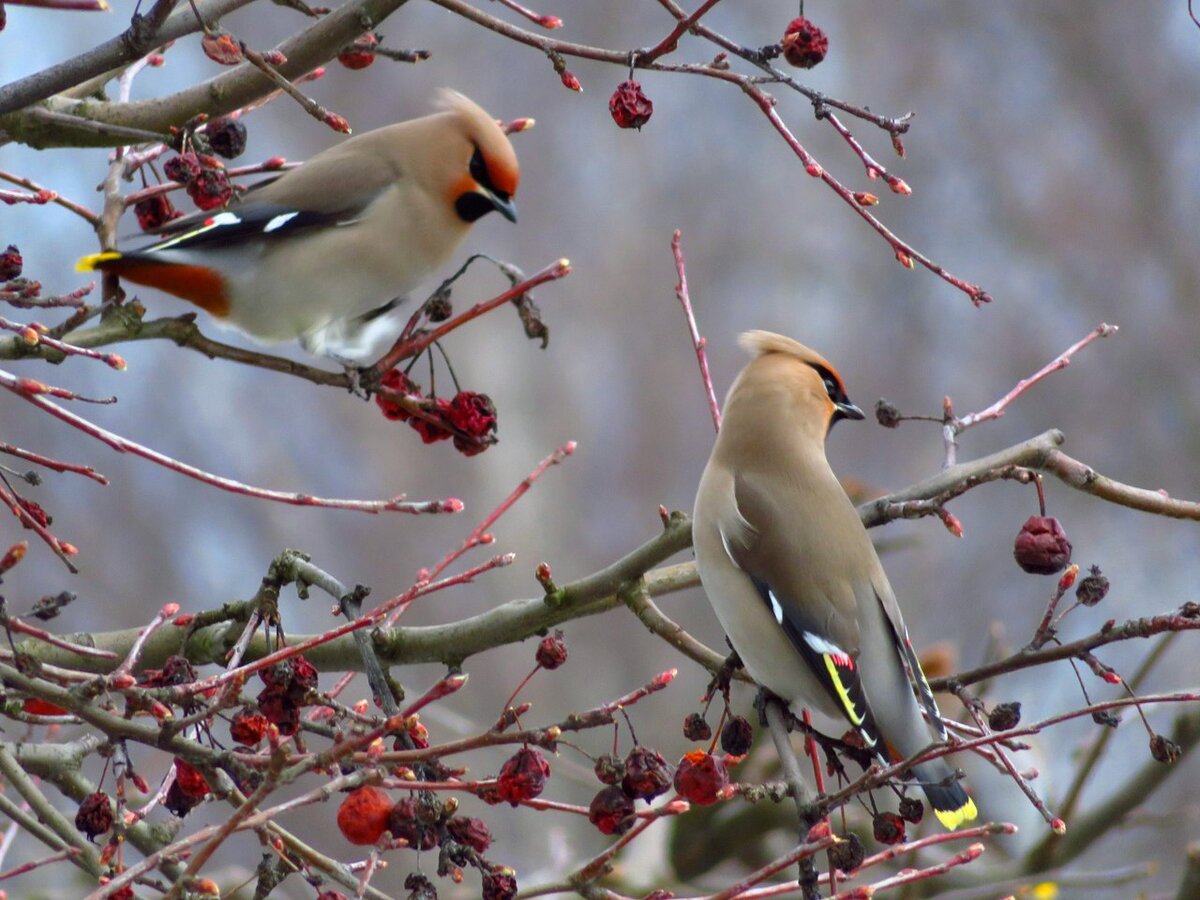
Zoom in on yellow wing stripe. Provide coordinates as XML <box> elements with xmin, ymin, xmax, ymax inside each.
<box><xmin>76</xmin><ymin>251</ymin><xmax>121</xmax><ymax>273</ymax></box>
<box><xmin>933</xmin><ymin>796</ymin><xmax>978</xmax><ymax>830</ymax></box>
<box><xmin>823</xmin><ymin>654</ymin><xmax>864</xmax><ymax>726</ymax></box>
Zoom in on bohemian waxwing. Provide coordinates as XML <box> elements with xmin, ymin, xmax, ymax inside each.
<box><xmin>693</xmin><ymin>330</ymin><xmax>977</xmax><ymax>830</ymax></box>
<box><xmin>77</xmin><ymin>90</ymin><xmax>520</xmax><ymax>359</ymax></box>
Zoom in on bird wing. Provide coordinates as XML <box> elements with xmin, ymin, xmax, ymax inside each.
<box><xmin>722</xmin><ymin>469</ymin><xmax>887</xmax><ymax>753</ymax></box>
<box><xmin>144</xmin><ymin>147</ymin><xmax>403</xmax><ymax>251</ymax></box>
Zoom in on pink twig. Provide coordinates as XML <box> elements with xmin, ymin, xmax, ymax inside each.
<box><xmin>122</xmin><ymin>158</ymin><xmax>298</xmax><ymax>207</ymax></box>
<box><xmin>0</xmin><ymin>847</ymin><xmax>83</xmax><ymax>882</ymax></box>
<box><xmin>0</xmin><ymin>188</ymin><xmax>57</xmax><ymax>206</ymax></box>
<box><xmin>638</xmin><ymin>0</ymin><xmax>724</xmax><ymax>65</ymax></box>
<box><xmin>0</xmin><ymin>615</ymin><xmax>117</xmax><ymax>659</ymax></box>
<box><xmin>373</xmin><ymin>258</ymin><xmax>572</xmax><ymax>374</ymax></box>
<box><xmin>0</xmin><ymin>170</ymin><xmax>100</xmax><ymax>226</ymax></box>
<box><xmin>0</xmin><ymin>479</ymin><xmax>78</xmax><ymax>571</ymax></box>
<box><xmin>0</xmin><ymin>317</ymin><xmax>125</xmax><ymax>369</ymax></box>
<box><xmin>670</xmin><ymin>230</ymin><xmax>721</xmax><ymax>433</ymax></box>
<box><xmin>114</xmin><ymin>603</ymin><xmax>180</xmax><ymax>677</ymax></box>
<box><xmin>400</xmin><ymin>673</ymin><xmax>469</xmax><ymax>718</ymax></box>
<box><xmin>831</xmin><ymin>844</ymin><xmax>985</xmax><ymax>898</ymax></box>
<box><xmin>1030</xmin><ymin>565</ymin><xmax>1081</xmax><ymax>650</ymax></box>
<box><xmin>489</xmin><ymin>0</ymin><xmax>562</xmax><ymax>29</ymax></box>
<box><xmin>820</xmin><ymin>107</ymin><xmax>899</xmax><ymax>184</ymax></box>
<box><xmin>0</xmin><ymin>282</ymin><xmax>94</xmax><ymax>310</ymax></box>
<box><xmin>707</xmin><ymin>834</ymin><xmax>840</xmax><ymax>900</ymax></box>
<box><xmin>0</xmin><ymin>368</ymin><xmax>461</xmax><ymax>516</ymax></box>
<box><xmin>0</xmin><ymin>442</ymin><xmax>108</xmax><ymax>483</ymax></box>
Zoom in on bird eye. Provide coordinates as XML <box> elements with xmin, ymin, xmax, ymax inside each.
<box><xmin>468</xmin><ymin>147</ymin><xmax>488</xmax><ymax>185</ymax></box>
<box><xmin>823</xmin><ymin>375</ymin><xmax>838</xmax><ymax>396</ymax></box>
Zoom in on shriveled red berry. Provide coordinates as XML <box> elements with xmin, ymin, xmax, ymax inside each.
<box><xmin>622</xmin><ymin>746</ymin><xmax>671</xmax><ymax>801</ymax></box>
<box><xmin>338</xmin><ymin>32</ymin><xmax>378</xmax><ymax>70</ymax></box>
<box><xmin>207</xmin><ymin>117</ymin><xmax>247</xmax><ymax>159</ymax></box>
<box><xmin>387</xmin><ymin>797</ymin><xmax>440</xmax><ymax>850</ymax></box>
<box><xmin>337</xmin><ymin>786</ymin><xmax>393</xmax><ymax>845</ymax></box>
<box><xmin>448</xmin><ymin>391</ymin><xmax>498</xmax><ymax>456</ymax></box>
<box><xmin>410</xmin><ymin>398</ymin><xmax>454</xmax><ymax>444</ymax></box>
<box><xmin>173</xmin><ymin>759</ymin><xmax>210</xmax><ymax>799</ymax></box>
<box><xmin>291</xmin><ymin>655</ymin><xmax>319</xmax><ymax>691</ymax></box>
<box><xmin>230</xmin><ymin>708</ymin><xmax>271</xmax><ymax>746</ymax></box>
<box><xmin>75</xmin><ymin>791</ymin><xmax>114</xmax><ymax>841</ymax></box>
<box><xmin>988</xmin><ymin>701</ymin><xmax>1021</xmax><ymax>731</ymax></box>
<box><xmin>673</xmin><ymin>749</ymin><xmax>728</xmax><ymax>806</ymax></box>
<box><xmin>780</xmin><ymin>17</ymin><xmax>828</xmax><ymax>69</ymax></box>
<box><xmin>22</xmin><ymin>697</ymin><xmax>67</xmax><ymax>716</ymax></box>
<box><xmin>0</xmin><ymin>244</ymin><xmax>23</xmax><ymax>281</ymax></box>
<box><xmin>447</xmin><ymin>815</ymin><xmax>492</xmax><ymax>853</ymax></box>
<box><xmin>720</xmin><ymin>715</ymin><xmax>753</xmax><ymax>756</ymax></box>
<box><xmin>163</xmin><ymin>152</ymin><xmax>202</xmax><ymax>185</ymax></box>
<box><xmin>134</xmin><ymin>194</ymin><xmax>181</xmax><ymax>231</ymax></box>
<box><xmin>609</xmin><ymin>80</ymin><xmax>654</xmax><ymax>129</ymax></box>
<box><xmin>376</xmin><ymin>369</ymin><xmax>418</xmax><ymax>421</ymax></box>
<box><xmin>482</xmin><ymin>866</ymin><xmax>518</xmax><ymax>900</ymax></box>
<box><xmin>683</xmin><ymin>712</ymin><xmax>711</xmax><ymax>742</ymax></box>
<box><xmin>898</xmin><ymin>796</ymin><xmax>924</xmax><ymax>825</ymax></box>
<box><xmin>316</xmin><ymin>892</ymin><xmax>349</xmax><ymax>900</ymax></box>
<box><xmin>202</xmin><ymin>32</ymin><xmax>243</xmax><ymax>66</ymax></box>
<box><xmin>17</xmin><ymin>497</ymin><xmax>49</xmax><ymax>528</ymax></box>
<box><xmin>828</xmin><ymin>832</ymin><xmax>865</xmax><ymax>872</ymax></box>
<box><xmin>593</xmin><ymin>752</ymin><xmax>625</xmax><ymax>786</ymax></box>
<box><xmin>403</xmin><ymin>874</ymin><xmax>436</xmax><ymax>900</ymax></box>
<box><xmin>187</xmin><ymin>166</ymin><xmax>232</xmax><ymax>211</ymax></box>
<box><xmin>1076</xmin><ymin>565</ymin><xmax>1110</xmax><ymax>606</ymax></box>
<box><xmin>1013</xmin><ymin>515</ymin><xmax>1072</xmax><ymax>574</ymax></box>
<box><xmin>165</xmin><ymin>778</ymin><xmax>204</xmax><ymax>817</ymax></box>
<box><xmin>872</xmin><ymin>811</ymin><xmax>906</xmax><ymax>845</ymax></box>
<box><xmin>588</xmin><ymin>785</ymin><xmax>636</xmax><ymax>835</ymax></box>
<box><xmin>535</xmin><ymin>630</ymin><xmax>567</xmax><ymax>669</ymax></box>
<box><xmin>257</xmin><ymin>683</ymin><xmax>300</xmax><ymax>735</ymax></box>
<box><xmin>496</xmin><ymin>747</ymin><xmax>550</xmax><ymax>805</ymax></box>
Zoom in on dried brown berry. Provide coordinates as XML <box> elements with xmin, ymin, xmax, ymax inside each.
<box><xmin>988</xmin><ymin>701</ymin><xmax>1022</xmax><ymax>732</ymax></box>
<box><xmin>207</xmin><ymin>117</ymin><xmax>247</xmax><ymax>159</ymax></box>
<box><xmin>588</xmin><ymin>785</ymin><xmax>636</xmax><ymax>835</ymax></box>
<box><xmin>1076</xmin><ymin>565</ymin><xmax>1110</xmax><ymax>607</ymax></box>
<box><xmin>496</xmin><ymin>747</ymin><xmax>550</xmax><ymax>805</ymax></box>
<box><xmin>230</xmin><ymin>708</ymin><xmax>271</xmax><ymax>746</ymax></box>
<box><xmin>338</xmin><ymin>33</ymin><xmax>378</xmax><ymax>70</ymax></box>
<box><xmin>673</xmin><ymin>749</ymin><xmax>728</xmax><ymax>806</ymax></box>
<box><xmin>593</xmin><ymin>752</ymin><xmax>625</xmax><ymax>786</ymax></box>
<box><xmin>164</xmin><ymin>152</ymin><xmax>202</xmax><ymax>185</ymax></box>
<box><xmin>609</xmin><ymin>80</ymin><xmax>654</xmax><ymax>129</ymax></box>
<box><xmin>535</xmin><ymin>630</ymin><xmax>568</xmax><ymax>669</ymax></box>
<box><xmin>75</xmin><ymin>791</ymin><xmax>114</xmax><ymax>841</ymax></box>
<box><xmin>403</xmin><ymin>873</ymin><xmax>435</xmax><ymax>900</ymax></box>
<box><xmin>337</xmin><ymin>786</ymin><xmax>393</xmax><ymax>845</ymax></box>
<box><xmin>388</xmin><ymin>797</ymin><xmax>440</xmax><ymax>850</ymax></box>
<box><xmin>446</xmin><ymin>815</ymin><xmax>492</xmax><ymax>853</ymax></box>
<box><xmin>134</xmin><ymin>195</ymin><xmax>181</xmax><ymax>232</ymax></box>
<box><xmin>1013</xmin><ymin>515</ymin><xmax>1072</xmax><ymax>575</ymax></box>
<box><xmin>1092</xmin><ymin>710</ymin><xmax>1120</xmax><ymax>728</ymax></box>
<box><xmin>683</xmin><ymin>712</ymin><xmax>712</xmax><ymax>742</ymax></box>
<box><xmin>872</xmin><ymin>810</ymin><xmax>906</xmax><ymax>845</ymax></box>
<box><xmin>875</xmin><ymin>399</ymin><xmax>901</xmax><ymax>428</ymax></box>
<box><xmin>898</xmin><ymin>796</ymin><xmax>924</xmax><ymax>825</ymax></box>
<box><xmin>165</xmin><ymin>778</ymin><xmax>204</xmax><ymax>817</ymax></box>
<box><xmin>482</xmin><ymin>866</ymin><xmax>518</xmax><ymax>900</ymax></box>
<box><xmin>256</xmin><ymin>683</ymin><xmax>300</xmax><ymax>735</ymax></box>
<box><xmin>425</xmin><ymin>290</ymin><xmax>452</xmax><ymax>322</ymax></box>
<box><xmin>827</xmin><ymin>832</ymin><xmax>865</xmax><ymax>872</ymax></box>
<box><xmin>622</xmin><ymin>746</ymin><xmax>671</xmax><ymax>801</ymax></box>
<box><xmin>0</xmin><ymin>245</ymin><xmax>23</xmax><ymax>281</ymax></box>
<box><xmin>720</xmin><ymin>715</ymin><xmax>753</xmax><ymax>756</ymax></box>
<box><xmin>781</xmin><ymin>17</ymin><xmax>828</xmax><ymax>69</ymax></box>
<box><xmin>1150</xmin><ymin>733</ymin><xmax>1181</xmax><ymax>764</ymax></box>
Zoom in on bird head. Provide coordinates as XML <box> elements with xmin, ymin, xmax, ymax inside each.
<box><xmin>733</xmin><ymin>330</ymin><xmax>865</xmax><ymax>441</ymax></box>
<box><xmin>436</xmin><ymin>90</ymin><xmax>520</xmax><ymax>224</ymax></box>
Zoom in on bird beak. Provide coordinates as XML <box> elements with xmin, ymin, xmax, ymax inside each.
<box><xmin>836</xmin><ymin>400</ymin><xmax>865</xmax><ymax>421</ymax></box>
<box><xmin>482</xmin><ymin>188</ymin><xmax>518</xmax><ymax>223</ymax></box>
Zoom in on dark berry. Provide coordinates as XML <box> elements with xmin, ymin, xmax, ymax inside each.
<box><xmin>593</xmin><ymin>752</ymin><xmax>625</xmax><ymax>786</ymax></box>
<box><xmin>827</xmin><ymin>832</ymin><xmax>865</xmax><ymax>872</ymax></box>
<box><xmin>1076</xmin><ymin>566</ymin><xmax>1110</xmax><ymax>606</ymax></box>
<box><xmin>898</xmin><ymin>796</ymin><xmax>924</xmax><ymax>825</ymax></box>
<box><xmin>683</xmin><ymin>712</ymin><xmax>711</xmax><ymax>741</ymax></box>
<box><xmin>988</xmin><ymin>701</ymin><xmax>1022</xmax><ymax>731</ymax></box>
<box><xmin>673</xmin><ymin>750</ymin><xmax>728</xmax><ymax>806</ymax></box>
<box><xmin>75</xmin><ymin>791</ymin><xmax>114</xmax><ymax>841</ymax></box>
<box><xmin>495</xmin><ymin>747</ymin><xmax>550</xmax><ymax>805</ymax></box>
<box><xmin>621</xmin><ymin>747</ymin><xmax>671</xmax><ymax>801</ymax></box>
<box><xmin>781</xmin><ymin>17</ymin><xmax>828</xmax><ymax>68</ymax></box>
<box><xmin>1014</xmin><ymin>515</ymin><xmax>1072</xmax><ymax>575</ymax></box>
<box><xmin>588</xmin><ymin>785</ymin><xmax>636</xmax><ymax>835</ymax></box>
<box><xmin>720</xmin><ymin>715</ymin><xmax>753</xmax><ymax>756</ymax></box>
<box><xmin>535</xmin><ymin>630</ymin><xmax>568</xmax><ymax>669</ymax></box>
<box><xmin>609</xmin><ymin>80</ymin><xmax>653</xmax><ymax>129</ymax></box>
<box><xmin>872</xmin><ymin>811</ymin><xmax>906</xmax><ymax>845</ymax></box>
<box><xmin>207</xmin><ymin>117</ymin><xmax>247</xmax><ymax>159</ymax></box>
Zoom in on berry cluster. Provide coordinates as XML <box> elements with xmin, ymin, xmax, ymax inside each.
<box><xmin>375</xmin><ymin>369</ymin><xmax>499</xmax><ymax>456</ymax></box>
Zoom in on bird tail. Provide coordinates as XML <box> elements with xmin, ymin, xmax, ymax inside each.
<box><xmin>76</xmin><ymin>251</ymin><xmax>123</xmax><ymax>272</ymax></box>
<box><xmin>911</xmin><ymin>758</ymin><xmax>977</xmax><ymax>830</ymax></box>
<box><xmin>75</xmin><ymin>250</ymin><xmax>231</xmax><ymax>316</ymax></box>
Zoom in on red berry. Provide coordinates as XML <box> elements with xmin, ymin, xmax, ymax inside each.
<box><xmin>872</xmin><ymin>811</ymin><xmax>906</xmax><ymax>845</ymax></box>
<box><xmin>163</xmin><ymin>152</ymin><xmax>202</xmax><ymax>185</ymax></box>
<box><xmin>134</xmin><ymin>194</ymin><xmax>181</xmax><ymax>232</ymax></box>
<box><xmin>22</xmin><ymin>697</ymin><xmax>67</xmax><ymax>716</ymax></box>
<box><xmin>447</xmin><ymin>391</ymin><xmax>498</xmax><ymax>456</ymax></box>
<box><xmin>588</xmin><ymin>785</ymin><xmax>636</xmax><ymax>835</ymax></box>
<box><xmin>622</xmin><ymin>747</ymin><xmax>671</xmax><ymax>801</ymax></box>
<box><xmin>337</xmin><ymin>786</ymin><xmax>392</xmax><ymax>845</ymax></box>
<box><xmin>482</xmin><ymin>866</ymin><xmax>518</xmax><ymax>900</ymax></box>
<box><xmin>174</xmin><ymin>758</ymin><xmax>210</xmax><ymax>799</ymax></box>
<box><xmin>201</xmin><ymin>32</ymin><xmax>243</xmax><ymax>66</ymax></box>
<box><xmin>780</xmin><ymin>17</ymin><xmax>828</xmax><ymax>69</ymax></box>
<box><xmin>495</xmin><ymin>747</ymin><xmax>550</xmax><ymax>806</ymax></box>
<box><xmin>535</xmin><ymin>630</ymin><xmax>568</xmax><ymax>669</ymax></box>
<box><xmin>256</xmin><ymin>683</ymin><xmax>300</xmax><ymax>735</ymax></box>
<box><xmin>17</xmin><ymin>497</ymin><xmax>49</xmax><ymax>528</ymax></box>
<box><xmin>0</xmin><ymin>244</ymin><xmax>23</xmax><ymax>281</ymax></box>
<box><xmin>1013</xmin><ymin>515</ymin><xmax>1072</xmax><ymax>574</ymax></box>
<box><xmin>409</xmin><ymin>398</ymin><xmax>454</xmax><ymax>445</ymax></box>
<box><xmin>673</xmin><ymin>750</ymin><xmax>728</xmax><ymax>805</ymax></box>
<box><xmin>387</xmin><ymin>797</ymin><xmax>440</xmax><ymax>850</ymax></box>
<box><xmin>376</xmin><ymin>369</ymin><xmax>418</xmax><ymax>421</ymax></box>
<box><xmin>75</xmin><ymin>791</ymin><xmax>114</xmax><ymax>841</ymax></box>
<box><xmin>230</xmin><ymin>709</ymin><xmax>271</xmax><ymax>746</ymax></box>
<box><xmin>338</xmin><ymin>33</ymin><xmax>378</xmax><ymax>70</ymax></box>
<box><xmin>186</xmin><ymin>166</ymin><xmax>232</xmax><ymax>211</ymax></box>
<box><xmin>447</xmin><ymin>815</ymin><xmax>492</xmax><ymax>853</ymax></box>
<box><xmin>609</xmin><ymin>80</ymin><xmax>654</xmax><ymax>129</ymax></box>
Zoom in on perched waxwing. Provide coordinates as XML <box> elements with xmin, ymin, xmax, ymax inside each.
<box><xmin>77</xmin><ymin>90</ymin><xmax>520</xmax><ymax>359</ymax></box>
<box><xmin>693</xmin><ymin>330</ymin><xmax>977</xmax><ymax>830</ymax></box>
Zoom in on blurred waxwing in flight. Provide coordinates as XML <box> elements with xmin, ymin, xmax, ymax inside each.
<box><xmin>693</xmin><ymin>330</ymin><xmax>977</xmax><ymax>830</ymax></box>
<box><xmin>78</xmin><ymin>90</ymin><xmax>521</xmax><ymax>360</ymax></box>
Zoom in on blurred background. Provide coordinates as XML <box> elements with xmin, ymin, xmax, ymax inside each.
<box><xmin>2</xmin><ymin>1</ymin><xmax>1199</xmax><ymax>896</ymax></box>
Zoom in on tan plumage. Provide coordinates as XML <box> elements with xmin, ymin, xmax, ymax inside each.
<box><xmin>694</xmin><ymin>330</ymin><xmax>977</xmax><ymax>830</ymax></box>
<box><xmin>77</xmin><ymin>90</ymin><xmax>520</xmax><ymax>359</ymax></box>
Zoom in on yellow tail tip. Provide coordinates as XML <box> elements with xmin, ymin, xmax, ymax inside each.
<box><xmin>76</xmin><ymin>251</ymin><xmax>121</xmax><ymax>273</ymax></box>
<box><xmin>934</xmin><ymin>796</ymin><xmax>978</xmax><ymax>831</ymax></box>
